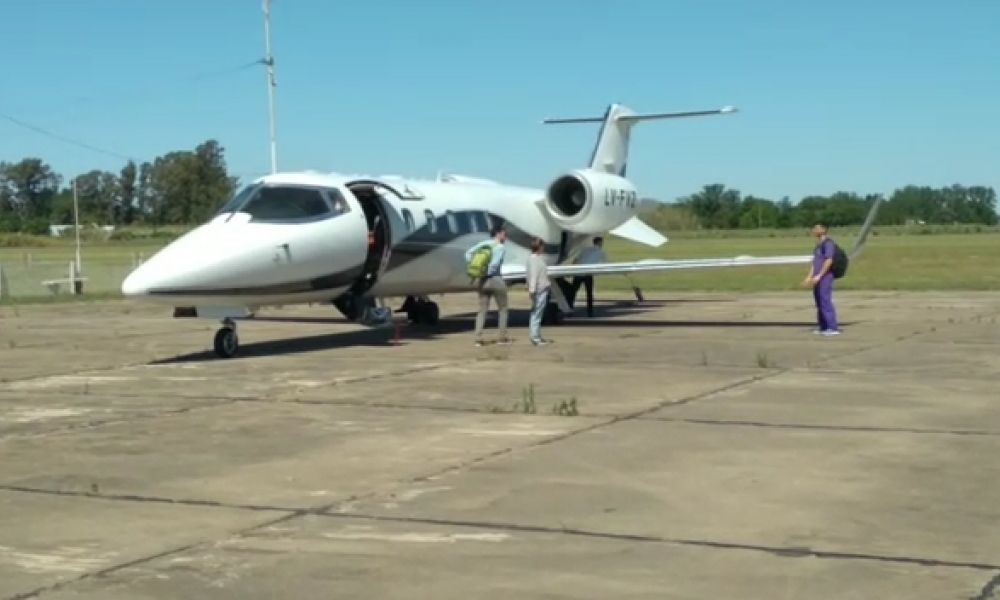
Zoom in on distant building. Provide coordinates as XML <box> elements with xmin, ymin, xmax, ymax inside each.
<box><xmin>48</xmin><ymin>225</ymin><xmax>115</xmax><ymax>237</ymax></box>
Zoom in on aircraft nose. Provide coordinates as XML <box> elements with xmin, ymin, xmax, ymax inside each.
<box><xmin>121</xmin><ymin>263</ymin><xmax>151</xmax><ymax>297</ymax></box>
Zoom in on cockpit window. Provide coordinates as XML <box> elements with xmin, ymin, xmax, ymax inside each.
<box><xmin>217</xmin><ymin>184</ymin><xmax>353</xmax><ymax>223</ymax></box>
<box><xmin>216</xmin><ymin>183</ymin><xmax>261</xmax><ymax>215</ymax></box>
<box><xmin>240</xmin><ymin>186</ymin><xmax>331</xmax><ymax>222</ymax></box>
<box><xmin>323</xmin><ymin>188</ymin><xmax>350</xmax><ymax>216</ymax></box>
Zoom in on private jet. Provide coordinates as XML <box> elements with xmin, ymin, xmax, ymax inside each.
<box><xmin>121</xmin><ymin>103</ymin><xmax>880</xmax><ymax>358</ymax></box>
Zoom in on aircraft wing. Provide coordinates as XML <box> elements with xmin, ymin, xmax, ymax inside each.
<box><xmin>502</xmin><ymin>254</ymin><xmax>811</xmax><ymax>280</ymax></box>
<box><xmin>504</xmin><ymin>192</ymin><xmax>883</xmax><ymax>281</ymax></box>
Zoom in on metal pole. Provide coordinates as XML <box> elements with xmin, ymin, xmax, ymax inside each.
<box><xmin>73</xmin><ymin>179</ymin><xmax>81</xmax><ymax>276</ymax></box>
<box><xmin>262</xmin><ymin>0</ymin><xmax>278</xmax><ymax>173</ymax></box>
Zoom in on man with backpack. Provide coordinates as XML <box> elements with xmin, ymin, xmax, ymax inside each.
<box><xmin>802</xmin><ymin>222</ymin><xmax>847</xmax><ymax>336</ymax></box>
<box><xmin>465</xmin><ymin>225</ymin><xmax>510</xmax><ymax>346</ymax></box>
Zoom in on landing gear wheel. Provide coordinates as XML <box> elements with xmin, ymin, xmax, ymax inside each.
<box><xmin>407</xmin><ymin>297</ymin><xmax>440</xmax><ymax>326</ymax></box>
<box><xmin>542</xmin><ymin>302</ymin><xmax>563</xmax><ymax>326</ymax></box>
<box><xmin>213</xmin><ymin>327</ymin><xmax>239</xmax><ymax>358</ymax></box>
<box><xmin>422</xmin><ymin>301</ymin><xmax>440</xmax><ymax>325</ymax></box>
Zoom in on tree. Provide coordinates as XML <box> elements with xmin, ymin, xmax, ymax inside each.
<box><xmin>681</xmin><ymin>184</ymin><xmax>743</xmax><ymax>229</ymax></box>
<box><xmin>0</xmin><ymin>158</ymin><xmax>61</xmax><ymax>220</ymax></box>
<box><xmin>147</xmin><ymin>139</ymin><xmax>237</xmax><ymax>225</ymax></box>
<box><xmin>119</xmin><ymin>161</ymin><xmax>137</xmax><ymax>224</ymax></box>
<box><xmin>72</xmin><ymin>169</ymin><xmax>121</xmax><ymax>225</ymax></box>
<box><xmin>738</xmin><ymin>196</ymin><xmax>779</xmax><ymax>229</ymax></box>
<box><xmin>776</xmin><ymin>196</ymin><xmax>794</xmax><ymax>228</ymax></box>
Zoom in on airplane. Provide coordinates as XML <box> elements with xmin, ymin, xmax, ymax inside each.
<box><xmin>121</xmin><ymin>103</ymin><xmax>881</xmax><ymax>358</ymax></box>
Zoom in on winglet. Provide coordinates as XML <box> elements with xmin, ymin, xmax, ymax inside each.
<box><xmin>848</xmin><ymin>195</ymin><xmax>883</xmax><ymax>258</ymax></box>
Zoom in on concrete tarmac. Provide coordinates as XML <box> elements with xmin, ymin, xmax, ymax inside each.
<box><xmin>0</xmin><ymin>291</ymin><xmax>998</xmax><ymax>599</ymax></box>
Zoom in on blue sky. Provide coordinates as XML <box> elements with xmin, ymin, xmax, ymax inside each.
<box><xmin>2</xmin><ymin>0</ymin><xmax>998</xmax><ymax>202</ymax></box>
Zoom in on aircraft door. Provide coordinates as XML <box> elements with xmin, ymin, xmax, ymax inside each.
<box><xmin>347</xmin><ymin>182</ymin><xmax>393</xmax><ymax>296</ymax></box>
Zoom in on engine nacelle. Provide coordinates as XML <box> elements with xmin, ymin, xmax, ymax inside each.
<box><xmin>544</xmin><ymin>169</ymin><xmax>640</xmax><ymax>234</ymax></box>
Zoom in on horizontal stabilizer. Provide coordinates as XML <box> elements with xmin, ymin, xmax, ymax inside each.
<box><xmin>609</xmin><ymin>217</ymin><xmax>668</xmax><ymax>247</ymax></box>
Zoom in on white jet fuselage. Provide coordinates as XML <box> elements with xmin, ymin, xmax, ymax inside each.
<box><xmin>122</xmin><ymin>172</ymin><xmax>593</xmax><ymax>308</ymax></box>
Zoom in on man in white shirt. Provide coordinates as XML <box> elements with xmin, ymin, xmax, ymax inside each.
<box><xmin>525</xmin><ymin>238</ymin><xmax>552</xmax><ymax>346</ymax></box>
<box><xmin>571</xmin><ymin>236</ymin><xmax>606</xmax><ymax>317</ymax></box>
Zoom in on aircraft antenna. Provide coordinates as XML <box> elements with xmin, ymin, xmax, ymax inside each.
<box><xmin>261</xmin><ymin>0</ymin><xmax>278</xmax><ymax>173</ymax></box>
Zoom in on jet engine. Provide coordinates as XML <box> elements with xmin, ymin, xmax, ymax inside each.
<box><xmin>543</xmin><ymin>169</ymin><xmax>640</xmax><ymax>234</ymax></box>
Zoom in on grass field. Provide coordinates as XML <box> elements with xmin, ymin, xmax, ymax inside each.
<box><xmin>1</xmin><ymin>230</ymin><xmax>998</xmax><ymax>304</ymax></box>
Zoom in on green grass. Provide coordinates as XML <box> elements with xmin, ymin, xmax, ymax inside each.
<box><xmin>1</xmin><ymin>230</ymin><xmax>998</xmax><ymax>303</ymax></box>
<box><xmin>602</xmin><ymin>233</ymin><xmax>1000</xmax><ymax>292</ymax></box>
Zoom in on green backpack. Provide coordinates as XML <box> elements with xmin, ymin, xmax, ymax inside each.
<box><xmin>467</xmin><ymin>244</ymin><xmax>493</xmax><ymax>279</ymax></box>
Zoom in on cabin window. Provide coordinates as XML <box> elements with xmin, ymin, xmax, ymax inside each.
<box><xmin>425</xmin><ymin>210</ymin><xmax>437</xmax><ymax>233</ymax></box>
<box><xmin>453</xmin><ymin>211</ymin><xmax>471</xmax><ymax>234</ymax></box>
<box><xmin>238</xmin><ymin>185</ymin><xmax>333</xmax><ymax>222</ymax></box>
<box><xmin>471</xmin><ymin>211</ymin><xmax>488</xmax><ymax>233</ymax></box>
<box><xmin>402</xmin><ymin>208</ymin><xmax>415</xmax><ymax>231</ymax></box>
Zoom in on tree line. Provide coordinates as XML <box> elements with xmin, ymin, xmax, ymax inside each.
<box><xmin>648</xmin><ymin>183</ymin><xmax>998</xmax><ymax>230</ymax></box>
<box><xmin>1</xmin><ymin>146</ymin><xmax>997</xmax><ymax>234</ymax></box>
<box><xmin>0</xmin><ymin>140</ymin><xmax>237</xmax><ymax>234</ymax></box>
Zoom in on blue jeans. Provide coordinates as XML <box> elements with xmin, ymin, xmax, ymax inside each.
<box><xmin>529</xmin><ymin>288</ymin><xmax>549</xmax><ymax>341</ymax></box>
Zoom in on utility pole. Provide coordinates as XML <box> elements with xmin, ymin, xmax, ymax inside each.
<box><xmin>72</xmin><ymin>178</ymin><xmax>83</xmax><ymax>294</ymax></box>
<box><xmin>262</xmin><ymin>0</ymin><xmax>278</xmax><ymax>173</ymax></box>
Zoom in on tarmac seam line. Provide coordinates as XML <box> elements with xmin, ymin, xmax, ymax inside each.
<box><xmin>0</xmin><ymin>398</ymin><xmax>243</xmax><ymax>441</ymax></box>
<box><xmin>644</xmin><ymin>417</ymin><xmax>1000</xmax><ymax>438</ymax></box>
<box><xmin>329</xmin><ymin>371</ymin><xmax>784</xmax><ymax>510</ymax></box>
<box><xmin>0</xmin><ymin>484</ymin><xmax>298</xmax><ymax>514</ymax></box>
<box><xmin>323</xmin><ymin>511</ymin><xmax>1000</xmax><ymax>573</ymax></box>
<box><xmin>5</xmin><ymin>541</ymin><xmax>202</xmax><ymax>600</ymax></box>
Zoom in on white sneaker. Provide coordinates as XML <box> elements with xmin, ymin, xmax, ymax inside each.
<box><xmin>811</xmin><ymin>329</ymin><xmax>823</xmax><ymax>334</ymax></box>
<box><xmin>821</xmin><ymin>330</ymin><xmax>841</xmax><ymax>336</ymax></box>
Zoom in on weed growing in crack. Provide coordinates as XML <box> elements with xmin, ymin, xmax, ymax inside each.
<box><xmin>755</xmin><ymin>351</ymin><xmax>773</xmax><ymax>369</ymax></box>
<box><xmin>515</xmin><ymin>384</ymin><xmax>537</xmax><ymax>414</ymax></box>
<box><xmin>551</xmin><ymin>397</ymin><xmax>579</xmax><ymax>416</ymax></box>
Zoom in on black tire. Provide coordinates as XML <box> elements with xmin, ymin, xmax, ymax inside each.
<box><xmin>542</xmin><ymin>302</ymin><xmax>562</xmax><ymax>325</ymax></box>
<box><xmin>423</xmin><ymin>301</ymin><xmax>440</xmax><ymax>325</ymax></box>
<box><xmin>213</xmin><ymin>327</ymin><xmax>239</xmax><ymax>358</ymax></box>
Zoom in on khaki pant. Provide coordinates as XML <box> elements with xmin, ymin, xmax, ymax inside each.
<box><xmin>475</xmin><ymin>276</ymin><xmax>508</xmax><ymax>340</ymax></box>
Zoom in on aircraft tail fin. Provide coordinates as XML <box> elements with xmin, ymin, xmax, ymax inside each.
<box><xmin>543</xmin><ymin>104</ymin><xmax>738</xmax><ymax>176</ymax></box>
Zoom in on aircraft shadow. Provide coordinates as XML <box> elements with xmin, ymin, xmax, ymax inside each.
<box><xmin>152</xmin><ymin>319</ymin><xmax>472</xmax><ymax>364</ymax></box>
<box><xmin>153</xmin><ymin>298</ymin><xmax>831</xmax><ymax>363</ymax></box>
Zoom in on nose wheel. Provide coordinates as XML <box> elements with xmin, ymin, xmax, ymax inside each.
<box><xmin>213</xmin><ymin>319</ymin><xmax>239</xmax><ymax>358</ymax></box>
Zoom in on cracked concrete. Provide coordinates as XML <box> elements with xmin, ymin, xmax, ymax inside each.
<box><xmin>0</xmin><ymin>291</ymin><xmax>998</xmax><ymax>599</ymax></box>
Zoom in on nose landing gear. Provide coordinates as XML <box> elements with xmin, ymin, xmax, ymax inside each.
<box><xmin>213</xmin><ymin>318</ymin><xmax>239</xmax><ymax>358</ymax></box>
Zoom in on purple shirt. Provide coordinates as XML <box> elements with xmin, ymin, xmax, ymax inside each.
<box><xmin>813</xmin><ymin>238</ymin><xmax>834</xmax><ymax>275</ymax></box>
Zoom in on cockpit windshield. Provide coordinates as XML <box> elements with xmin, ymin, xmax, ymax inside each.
<box><xmin>216</xmin><ymin>184</ymin><xmax>350</xmax><ymax>223</ymax></box>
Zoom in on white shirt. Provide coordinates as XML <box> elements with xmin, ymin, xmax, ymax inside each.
<box><xmin>526</xmin><ymin>254</ymin><xmax>550</xmax><ymax>294</ymax></box>
<box><xmin>575</xmin><ymin>246</ymin><xmax>607</xmax><ymax>265</ymax></box>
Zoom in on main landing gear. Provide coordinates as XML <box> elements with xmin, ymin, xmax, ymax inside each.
<box><xmin>401</xmin><ymin>296</ymin><xmax>440</xmax><ymax>325</ymax></box>
<box><xmin>213</xmin><ymin>318</ymin><xmax>239</xmax><ymax>358</ymax></box>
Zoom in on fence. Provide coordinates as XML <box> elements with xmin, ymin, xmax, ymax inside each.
<box><xmin>0</xmin><ymin>252</ymin><xmax>146</xmax><ymax>301</ymax></box>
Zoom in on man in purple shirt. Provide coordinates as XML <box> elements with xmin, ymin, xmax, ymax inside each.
<box><xmin>802</xmin><ymin>222</ymin><xmax>840</xmax><ymax>336</ymax></box>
